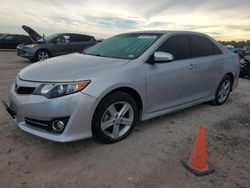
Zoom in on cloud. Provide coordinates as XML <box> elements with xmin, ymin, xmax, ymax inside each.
<box><xmin>86</xmin><ymin>16</ymin><xmax>138</xmax><ymax>29</ymax></box>
<box><xmin>0</xmin><ymin>0</ymin><xmax>250</xmax><ymax>40</ymax></box>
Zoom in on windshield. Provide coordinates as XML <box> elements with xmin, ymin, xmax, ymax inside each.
<box><xmin>84</xmin><ymin>33</ymin><xmax>162</xmax><ymax>59</ymax></box>
<box><xmin>43</xmin><ymin>33</ymin><xmax>59</xmax><ymax>42</ymax></box>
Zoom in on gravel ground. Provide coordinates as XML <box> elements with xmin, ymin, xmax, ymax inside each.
<box><xmin>0</xmin><ymin>51</ymin><xmax>250</xmax><ymax>188</ymax></box>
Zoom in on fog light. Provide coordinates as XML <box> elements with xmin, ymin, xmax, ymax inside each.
<box><xmin>52</xmin><ymin>120</ymin><xmax>65</xmax><ymax>132</ymax></box>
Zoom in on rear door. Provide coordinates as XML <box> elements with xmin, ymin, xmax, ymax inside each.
<box><xmin>189</xmin><ymin>35</ymin><xmax>224</xmax><ymax>99</ymax></box>
<box><xmin>68</xmin><ymin>34</ymin><xmax>95</xmax><ymax>53</ymax></box>
<box><xmin>144</xmin><ymin>35</ymin><xmax>197</xmax><ymax>113</ymax></box>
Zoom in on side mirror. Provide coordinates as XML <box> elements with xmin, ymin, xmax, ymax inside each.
<box><xmin>154</xmin><ymin>51</ymin><xmax>174</xmax><ymax>63</ymax></box>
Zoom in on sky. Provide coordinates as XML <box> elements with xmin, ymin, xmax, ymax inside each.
<box><xmin>0</xmin><ymin>0</ymin><xmax>250</xmax><ymax>41</ymax></box>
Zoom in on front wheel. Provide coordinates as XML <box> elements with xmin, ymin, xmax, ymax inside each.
<box><xmin>35</xmin><ymin>50</ymin><xmax>50</xmax><ymax>62</ymax></box>
<box><xmin>211</xmin><ymin>75</ymin><xmax>232</xmax><ymax>105</ymax></box>
<box><xmin>92</xmin><ymin>92</ymin><xmax>139</xmax><ymax>144</ymax></box>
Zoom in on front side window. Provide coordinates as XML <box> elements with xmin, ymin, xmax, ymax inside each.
<box><xmin>55</xmin><ymin>34</ymin><xmax>70</xmax><ymax>43</ymax></box>
<box><xmin>156</xmin><ymin>35</ymin><xmax>191</xmax><ymax>60</ymax></box>
<box><xmin>84</xmin><ymin>33</ymin><xmax>162</xmax><ymax>60</ymax></box>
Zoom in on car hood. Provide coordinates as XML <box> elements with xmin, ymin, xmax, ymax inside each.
<box><xmin>19</xmin><ymin>53</ymin><xmax>130</xmax><ymax>82</ymax></box>
<box><xmin>22</xmin><ymin>25</ymin><xmax>43</xmax><ymax>43</ymax></box>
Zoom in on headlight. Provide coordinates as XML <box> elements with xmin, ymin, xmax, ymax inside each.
<box><xmin>27</xmin><ymin>44</ymin><xmax>38</xmax><ymax>48</ymax></box>
<box><xmin>33</xmin><ymin>81</ymin><xmax>90</xmax><ymax>99</ymax></box>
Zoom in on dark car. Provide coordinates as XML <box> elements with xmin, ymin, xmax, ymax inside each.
<box><xmin>17</xmin><ymin>25</ymin><xmax>97</xmax><ymax>62</ymax></box>
<box><xmin>0</xmin><ymin>34</ymin><xmax>32</xmax><ymax>49</ymax></box>
<box><xmin>239</xmin><ymin>54</ymin><xmax>250</xmax><ymax>77</ymax></box>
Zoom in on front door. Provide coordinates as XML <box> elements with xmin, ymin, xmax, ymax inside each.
<box><xmin>144</xmin><ymin>35</ymin><xmax>197</xmax><ymax>113</ymax></box>
<box><xmin>52</xmin><ymin>34</ymin><xmax>71</xmax><ymax>56</ymax></box>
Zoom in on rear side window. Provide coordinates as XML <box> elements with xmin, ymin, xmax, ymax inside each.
<box><xmin>157</xmin><ymin>35</ymin><xmax>191</xmax><ymax>60</ymax></box>
<box><xmin>70</xmin><ymin>34</ymin><xmax>93</xmax><ymax>42</ymax></box>
<box><xmin>213</xmin><ymin>44</ymin><xmax>223</xmax><ymax>55</ymax></box>
<box><xmin>189</xmin><ymin>35</ymin><xmax>216</xmax><ymax>57</ymax></box>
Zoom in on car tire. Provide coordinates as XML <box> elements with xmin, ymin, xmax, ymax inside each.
<box><xmin>35</xmin><ymin>50</ymin><xmax>50</xmax><ymax>62</ymax></box>
<box><xmin>211</xmin><ymin>75</ymin><xmax>232</xmax><ymax>105</ymax></box>
<box><xmin>92</xmin><ymin>92</ymin><xmax>139</xmax><ymax>144</ymax></box>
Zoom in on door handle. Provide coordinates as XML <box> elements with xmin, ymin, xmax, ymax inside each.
<box><xmin>188</xmin><ymin>64</ymin><xmax>194</xmax><ymax>70</ymax></box>
<box><xmin>220</xmin><ymin>59</ymin><xmax>225</xmax><ymax>64</ymax></box>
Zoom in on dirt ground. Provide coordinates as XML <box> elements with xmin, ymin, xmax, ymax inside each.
<box><xmin>0</xmin><ymin>51</ymin><xmax>250</xmax><ymax>188</ymax></box>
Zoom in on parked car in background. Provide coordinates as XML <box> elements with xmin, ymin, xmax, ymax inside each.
<box><xmin>4</xmin><ymin>31</ymin><xmax>240</xmax><ymax>143</ymax></box>
<box><xmin>17</xmin><ymin>25</ymin><xmax>97</xmax><ymax>62</ymax></box>
<box><xmin>0</xmin><ymin>34</ymin><xmax>32</xmax><ymax>49</ymax></box>
<box><xmin>239</xmin><ymin>53</ymin><xmax>250</xmax><ymax>77</ymax></box>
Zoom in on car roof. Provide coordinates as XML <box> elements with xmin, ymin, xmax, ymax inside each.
<box><xmin>2</xmin><ymin>34</ymin><xmax>29</xmax><ymax>37</ymax></box>
<box><xmin>56</xmin><ymin>33</ymin><xmax>94</xmax><ymax>37</ymax></box>
<box><xmin>123</xmin><ymin>30</ymin><xmax>208</xmax><ymax>36</ymax></box>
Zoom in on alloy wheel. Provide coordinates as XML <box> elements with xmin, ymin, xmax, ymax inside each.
<box><xmin>100</xmin><ymin>101</ymin><xmax>134</xmax><ymax>139</ymax></box>
<box><xmin>38</xmin><ymin>52</ymin><xmax>49</xmax><ymax>61</ymax></box>
<box><xmin>218</xmin><ymin>80</ymin><xmax>231</xmax><ymax>103</ymax></box>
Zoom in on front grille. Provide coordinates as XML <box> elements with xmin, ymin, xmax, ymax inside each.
<box><xmin>16</xmin><ymin>87</ymin><xmax>36</xmax><ymax>95</ymax></box>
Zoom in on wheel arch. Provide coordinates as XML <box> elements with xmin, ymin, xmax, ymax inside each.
<box><xmin>90</xmin><ymin>87</ymin><xmax>143</xmax><ymax>143</ymax></box>
<box><xmin>225</xmin><ymin>72</ymin><xmax>234</xmax><ymax>90</ymax></box>
<box><xmin>35</xmin><ymin>48</ymin><xmax>51</xmax><ymax>57</ymax></box>
<box><xmin>98</xmin><ymin>87</ymin><xmax>143</xmax><ymax>115</ymax></box>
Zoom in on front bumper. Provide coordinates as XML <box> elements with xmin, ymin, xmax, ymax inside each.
<box><xmin>6</xmin><ymin>81</ymin><xmax>97</xmax><ymax>142</ymax></box>
<box><xmin>16</xmin><ymin>46</ymin><xmax>36</xmax><ymax>59</ymax></box>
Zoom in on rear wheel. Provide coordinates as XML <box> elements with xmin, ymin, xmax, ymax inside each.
<box><xmin>211</xmin><ymin>75</ymin><xmax>232</xmax><ymax>105</ymax></box>
<box><xmin>35</xmin><ymin>50</ymin><xmax>50</xmax><ymax>61</ymax></box>
<box><xmin>92</xmin><ymin>92</ymin><xmax>139</xmax><ymax>144</ymax></box>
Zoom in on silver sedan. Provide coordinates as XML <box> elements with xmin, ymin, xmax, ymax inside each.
<box><xmin>4</xmin><ymin>31</ymin><xmax>240</xmax><ymax>143</ymax></box>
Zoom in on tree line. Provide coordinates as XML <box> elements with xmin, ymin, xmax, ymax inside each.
<box><xmin>219</xmin><ymin>40</ymin><xmax>250</xmax><ymax>48</ymax></box>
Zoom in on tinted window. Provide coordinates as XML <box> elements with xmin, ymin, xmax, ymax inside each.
<box><xmin>213</xmin><ymin>43</ymin><xmax>222</xmax><ymax>55</ymax></box>
<box><xmin>157</xmin><ymin>35</ymin><xmax>191</xmax><ymax>60</ymax></box>
<box><xmin>78</xmin><ymin>35</ymin><xmax>92</xmax><ymax>42</ymax></box>
<box><xmin>4</xmin><ymin>35</ymin><xmax>15</xmax><ymax>40</ymax></box>
<box><xmin>16</xmin><ymin>35</ymin><xmax>26</xmax><ymax>41</ymax></box>
<box><xmin>189</xmin><ymin>35</ymin><xmax>215</xmax><ymax>57</ymax></box>
<box><xmin>70</xmin><ymin>34</ymin><xmax>93</xmax><ymax>42</ymax></box>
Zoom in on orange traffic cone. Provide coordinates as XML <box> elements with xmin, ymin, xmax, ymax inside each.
<box><xmin>181</xmin><ymin>125</ymin><xmax>215</xmax><ymax>176</ymax></box>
